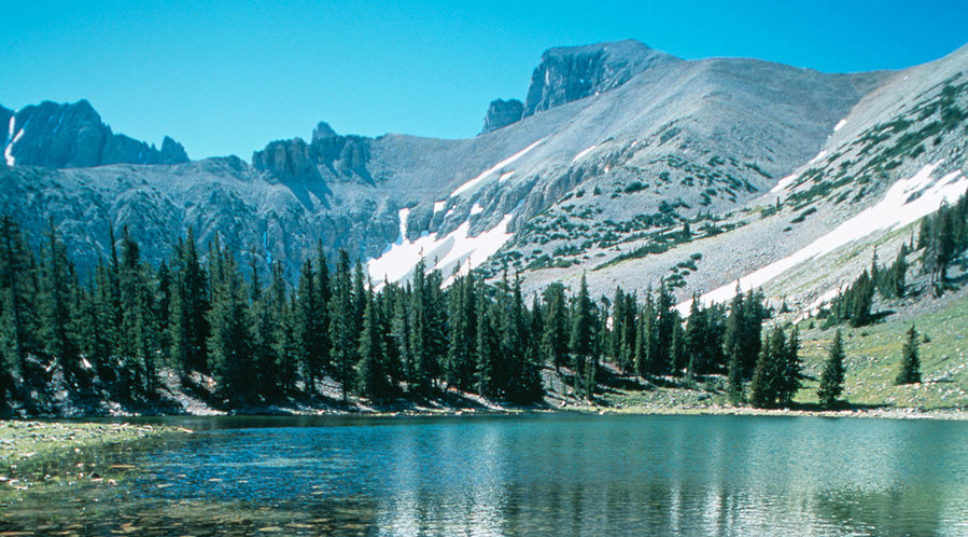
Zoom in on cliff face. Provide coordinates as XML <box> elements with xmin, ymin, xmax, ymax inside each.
<box><xmin>522</xmin><ymin>40</ymin><xmax>680</xmax><ymax>117</ymax></box>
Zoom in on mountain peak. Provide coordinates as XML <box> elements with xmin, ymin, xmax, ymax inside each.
<box><xmin>523</xmin><ymin>39</ymin><xmax>679</xmax><ymax>117</ymax></box>
<box><xmin>1</xmin><ymin>99</ymin><xmax>189</xmax><ymax>168</ymax></box>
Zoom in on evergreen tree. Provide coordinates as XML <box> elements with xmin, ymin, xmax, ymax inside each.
<box><xmin>685</xmin><ymin>296</ymin><xmax>708</xmax><ymax>376</ymax></box>
<box><xmin>541</xmin><ymin>283</ymin><xmax>569</xmax><ymax>372</ymax></box>
<box><xmin>895</xmin><ymin>324</ymin><xmax>922</xmax><ymax>385</ymax></box>
<box><xmin>656</xmin><ymin>284</ymin><xmax>676</xmax><ymax>374</ymax></box>
<box><xmin>42</xmin><ymin>219</ymin><xmax>80</xmax><ymax>383</ymax></box>
<box><xmin>330</xmin><ymin>250</ymin><xmax>355</xmax><ymax>400</ymax></box>
<box><xmin>669</xmin><ymin>318</ymin><xmax>685</xmax><ymax>377</ymax></box>
<box><xmin>749</xmin><ymin>331</ymin><xmax>773</xmax><ymax>408</ymax></box>
<box><xmin>170</xmin><ymin>228</ymin><xmax>209</xmax><ymax>375</ymax></box>
<box><xmin>390</xmin><ymin>285</ymin><xmax>413</xmax><ymax>391</ymax></box>
<box><xmin>778</xmin><ymin>326</ymin><xmax>801</xmax><ymax>406</ymax></box>
<box><xmin>206</xmin><ymin>246</ymin><xmax>255</xmax><ymax>402</ymax></box>
<box><xmin>726</xmin><ymin>344</ymin><xmax>744</xmax><ymax>404</ymax></box>
<box><xmin>635</xmin><ymin>290</ymin><xmax>658</xmax><ymax>377</ymax></box>
<box><xmin>357</xmin><ymin>287</ymin><xmax>390</xmax><ymax>399</ymax></box>
<box><xmin>569</xmin><ymin>274</ymin><xmax>594</xmax><ymax>394</ymax></box>
<box><xmin>294</xmin><ymin>258</ymin><xmax>324</xmax><ymax>395</ymax></box>
<box><xmin>250</xmin><ymin>256</ymin><xmax>280</xmax><ymax>400</ymax></box>
<box><xmin>0</xmin><ymin>217</ymin><xmax>40</xmax><ymax>398</ymax></box>
<box><xmin>818</xmin><ymin>329</ymin><xmax>846</xmax><ymax>408</ymax></box>
<box><xmin>475</xmin><ymin>278</ymin><xmax>496</xmax><ymax>397</ymax></box>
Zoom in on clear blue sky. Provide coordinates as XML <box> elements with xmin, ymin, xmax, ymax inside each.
<box><xmin>4</xmin><ymin>0</ymin><xmax>966</xmax><ymax>160</ymax></box>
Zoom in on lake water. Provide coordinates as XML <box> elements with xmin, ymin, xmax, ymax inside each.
<box><xmin>2</xmin><ymin>413</ymin><xmax>968</xmax><ymax>536</ymax></box>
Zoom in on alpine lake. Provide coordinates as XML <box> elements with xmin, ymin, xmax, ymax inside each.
<box><xmin>1</xmin><ymin>413</ymin><xmax>967</xmax><ymax>536</ymax></box>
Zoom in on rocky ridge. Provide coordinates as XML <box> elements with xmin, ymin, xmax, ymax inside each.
<box><xmin>1</xmin><ymin>99</ymin><xmax>188</xmax><ymax>168</ymax></box>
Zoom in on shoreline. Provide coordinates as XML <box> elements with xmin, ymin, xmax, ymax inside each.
<box><xmin>1</xmin><ymin>405</ymin><xmax>964</xmax><ymax>477</ymax></box>
<box><xmin>0</xmin><ymin>421</ymin><xmax>192</xmax><ymax>481</ymax></box>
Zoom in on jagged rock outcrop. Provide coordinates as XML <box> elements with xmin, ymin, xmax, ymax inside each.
<box><xmin>481</xmin><ymin>98</ymin><xmax>524</xmax><ymax>134</ymax></box>
<box><xmin>0</xmin><ymin>100</ymin><xmax>189</xmax><ymax>168</ymax></box>
<box><xmin>251</xmin><ymin>138</ymin><xmax>317</xmax><ymax>182</ymax></box>
<box><xmin>253</xmin><ymin>122</ymin><xmax>373</xmax><ymax>184</ymax></box>
<box><xmin>523</xmin><ymin>40</ymin><xmax>680</xmax><ymax>117</ymax></box>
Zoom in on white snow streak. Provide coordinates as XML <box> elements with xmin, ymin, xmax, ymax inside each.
<box><xmin>4</xmin><ymin>116</ymin><xmax>15</xmax><ymax>166</ymax></box>
<box><xmin>834</xmin><ymin>118</ymin><xmax>847</xmax><ymax>132</ymax></box>
<box><xmin>449</xmin><ymin>139</ymin><xmax>543</xmax><ymax>198</ymax></box>
<box><xmin>769</xmin><ymin>173</ymin><xmax>797</xmax><ymax>195</ymax></box>
<box><xmin>433</xmin><ymin>200</ymin><xmax>447</xmax><ymax>214</ymax></box>
<box><xmin>572</xmin><ymin>144</ymin><xmax>597</xmax><ymax>163</ymax></box>
<box><xmin>367</xmin><ymin>208</ymin><xmax>515</xmax><ymax>286</ymax></box>
<box><xmin>809</xmin><ymin>150</ymin><xmax>828</xmax><ymax>164</ymax></box>
<box><xmin>470</xmin><ymin>203</ymin><xmax>484</xmax><ymax>215</ymax></box>
<box><xmin>498</xmin><ymin>171</ymin><xmax>515</xmax><ymax>184</ymax></box>
<box><xmin>679</xmin><ymin>162</ymin><xmax>968</xmax><ymax>313</ymax></box>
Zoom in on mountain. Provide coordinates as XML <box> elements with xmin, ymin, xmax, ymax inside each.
<box><xmin>1</xmin><ymin>39</ymin><xmax>967</xmax><ymax>324</ymax></box>
<box><xmin>1</xmin><ymin>99</ymin><xmax>188</xmax><ymax>168</ymax></box>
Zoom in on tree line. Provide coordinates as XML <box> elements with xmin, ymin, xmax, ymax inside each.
<box><xmin>1</xmin><ymin>198</ymin><xmax>946</xmax><ymax>413</ymax></box>
<box><xmin>0</xmin><ymin>216</ymin><xmax>793</xmax><ymax>410</ymax></box>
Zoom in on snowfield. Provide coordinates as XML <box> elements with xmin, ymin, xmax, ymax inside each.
<box><xmin>448</xmin><ymin>138</ymin><xmax>543</xmax><ymax>198</ymax></box>
<box><xmin>367</xmin><ymin>208</ymin><xmax>515</xmax><ymax>287</ymax></box>
<box><xmin>680</xmin><ymin>162</ymin><xmax>968</xmax><ymax>313</ymax></box>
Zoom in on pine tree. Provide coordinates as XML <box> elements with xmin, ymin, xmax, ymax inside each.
<box><xmin>685</xmin><ymin>296</ymin><xmax>708</xmax><ymax>376</ymax></box>
<box><xmin>818</xmin><ymin>329</ymin><xmax>846</xmax><ymax>409</ymax></box>
<box><xmin>895</xmin><ymin>324</ymin><xmax>922</xmax><ymax>385</ymax></box>
<box><xmin>170</xmin><ymin>228</ymin><xmax>209</xmax><ymax>375</ymax></box>
<box><xmin>42</xmin><ymin>219</ymin><xmax>80</xmax><ymax>383</ymax></box>
<box><xmin>250</xmin><ymin>256</ymin><xmax>280</xmax><ymax>400</ymax></box>
<box><xmin>390</xmin><ymin>285</ymin><xmax>413</xmax><ymax>392</ymax></box>
<box><xmin>0</xmin><ymin>216</ymin><xmax>40</xmax><ymax>398</ymax></box>
<box><xmin>357</xmin><ymin>287</ymin><xmax>389</xmax><ymax>400</ymax></box>
<box><xmin>669</xmin><ymin>318</ymin><xmax>685</xmax><ymax>377</ymax></box>
<box><xmin>749</xmin><ymin>331</ymin><xmax>773</xmax><ymax>408</ymax></box>
<box><xmin>541</xmin><ymin>283</ymin><xmax>569</xmax><ymax>372</ymax></box>
<box><xmin>569</xmin><ymin>274</ymin><xmax>594</xmax><ymax>394</ymax></box>
<box><xmin>726</xmin><ymin>344</ymin><xmax>744</xmax><ymax>404</ymax></box>
<box><xmin>206</xmin><ymin>246</ymin><xmax>255</xmax><ymax>402</ymax></box>
<box><xmin>295</xmin><ymin>259</ymin><xmax>321</xmax><ymax>394</ymax></box>
<box><xmin>475</xmin><ymin>279</ymin><xmax>496</xmax><ymax>397</ymax></box>
<box><xmin>778</xmin><ymin>326</ymin><xmax>801</xmax><ymax>406</ymax></box>
<box><xmin>330</xmin><ymin>249</ymin><xmax>356</xmax><ymax>400</ymax></box>
<box><xmin>635</xmin><ymin>290</ymin><xmax>658</xmax><ymax>377</ymax></box>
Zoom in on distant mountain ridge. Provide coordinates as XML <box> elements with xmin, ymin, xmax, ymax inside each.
<box><xmin>2</xmin><ymin>39</ymin><xmax>967</xmax><ymax>326</ymax></box>
<box><xmin>1</xmin><ymin>99</ymin><xmax>188</xmax><ymax>168</ymax></box>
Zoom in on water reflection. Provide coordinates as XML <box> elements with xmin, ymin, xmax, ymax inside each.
<box><xmin>1</xmin><ymin>414</ymin><xmax>967</xmax><ymax>536</ymax></box>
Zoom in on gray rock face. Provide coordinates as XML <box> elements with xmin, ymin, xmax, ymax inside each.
<box><xmin>252</xmin><ymin>125</ymin><xmax>373</xmax><ymax>186</ymax></box>
<box><xmin>0</xmin><ymin>99</ymin><xmax>189</xmax><ymax>168</ymax></box>
<box><xmin>481</xmin><ymin>99</ymin><xmax>524</xmax><ymax>134</ymax></box>
<box><xmin>251</xmin><ymin>138</ymin><xmax>317</xmax><ymax>182</ymax></box>
<box><xmin>523</xmin><ymin>40</ymin><xmax>680</xmax><ymax>117</ymax></box>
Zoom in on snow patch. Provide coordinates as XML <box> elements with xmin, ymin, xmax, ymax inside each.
<box><xmin>4</xmin><ymin>117</ymin><xmax>15</xmax><ymax>166</ymax></box>
<box><xmin>834</xmin><ymin>118</ymin><xmax>847</xmax><ymax>132</ymax></box>
<box><xmin>368</xmin><ymin>208</ymin><xmax>515</xmax><ymax>286</ymax></box>
<box><xmin>572</xmin><ymin>144</ymin><xmax>597</xmax><ymax>163</ymax></box>
<box><xmin>808</xmin><ymin>150</ymin><xmax>828</xmax><ymax>164</ymax></box>
<box><xmin>433</xmin><ymin>200</ymin><xmax>447</xmax><ymax>214</ymax></box>
<box><xmin>498</xmin><ymin>171</ymin><xmax>515</xmax><ymax>183</ymax></box>
<box><xmin>769</xmin><ymin>173</ymin><xmax>797</xmax><ymax>195</ymax></box>
<box><xmin>470</xmin><ymin>203</ymin><xmax>484</xmax><ymax>215</ymax></box>
<box><xmin>679</xmin><ymin>162</ymin><xmax>968</xmax><ymax>313</ymax></box>
<box><xmin>449</xmin><ymin>138</ymin><xmax>543</xmax><ymax>198</ymax></box>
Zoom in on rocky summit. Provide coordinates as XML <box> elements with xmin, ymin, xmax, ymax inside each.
<box><xmin>1</xmin><ymin>99</ymin><xmax>188</xmax><ymax>168</ymax></box>
<box><xmin>1</xmin><ymin>39</ymin><xmax>967</xmax><ymax>320</ymax></box>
